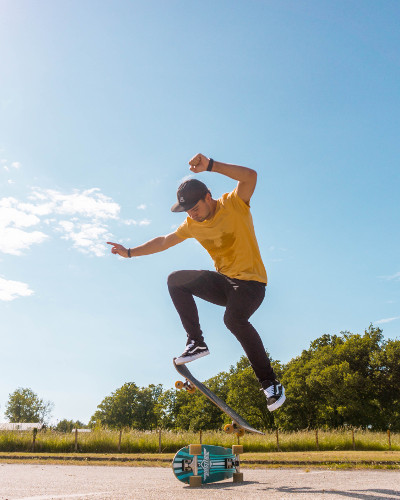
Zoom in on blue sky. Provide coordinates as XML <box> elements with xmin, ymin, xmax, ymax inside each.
<box><xmin>1</xmin><ymin>1</ymin><xmax>399</xmax><ymax>425</ymax></box>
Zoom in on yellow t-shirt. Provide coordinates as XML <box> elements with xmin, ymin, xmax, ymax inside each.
<box><xmin>175</xmin><ymin>188</ymin><xmax>267</xmax><ymax>284</ymax></box>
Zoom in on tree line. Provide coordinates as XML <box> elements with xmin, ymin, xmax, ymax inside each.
<box><xmin>90</xmin><ymin>325</ymin><xmax>400</xmax><ymax>431</ymax></box>
<box><xmin>4</xmin><ymin>326</ymin><xmax>400</xmax><ymax>432</ymax></box>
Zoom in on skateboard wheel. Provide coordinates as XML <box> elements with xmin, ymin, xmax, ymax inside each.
<box><xmin>224</xmin><ymin>424</ymin><xmax>234</xmax><ymax>434</ymax></box>
<box><xmin>186</xmin><ymin>385</ymin><xmax>196</xmax><ymax>394</ymax></box>
<box><xmin>189</xmin><ymin>475</ymin><xmax>202</xmax><ymax>487</ymax></box>
<box><xmin>175</xmin><ymin>381</ymin><xmax>184</xmax><ymax>390</ymax></box>
<box><xmin>233</xmin><ymin>472</ymin><xmax>244</xmax><ymax>482</ymax></box>
<box><xmin>189</xmin><ymin>444</ymin><xmax>202</xmax><ymax>455</ymax></box>
<box><xmin>236</xmin><ymin>428</ymin><xmax>245</xmax><ymax>437</ymax></box>
<box><xmin>232</xmin><ymin>445</ymin><xmax>244</xmax><ymax>454</ymax></box>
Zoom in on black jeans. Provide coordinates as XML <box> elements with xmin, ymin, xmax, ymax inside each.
<box><xmin>167</xmin><ymin>270</ymin><xmax>276</xmax><ymax>386</ymax></box>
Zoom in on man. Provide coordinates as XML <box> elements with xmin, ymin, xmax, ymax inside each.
<box><xmin>107</xmin><ymin>153</ymin><xmax>285</xmax><ymax>411</ymax></box>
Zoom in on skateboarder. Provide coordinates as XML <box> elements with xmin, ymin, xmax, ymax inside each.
<box><xmin>107</xmin><ymin>153</ymin><xmax>285</xmax><ymax>411</ymax></box>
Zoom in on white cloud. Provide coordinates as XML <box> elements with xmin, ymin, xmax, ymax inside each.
<box><xmin>375</xmin><ymin>316</ymin><xmax>400</xmax><ymax>325</ymax></box>
<box><xmin>30</xmin><ymin>187</ymin><xmax>120</xmax><ymax>220</ymax></box>
<box><xmin>58</xmin><ymin>220</ymin><xmax>111</xmax><ymax>257</ymax></box>
<box><xmin>0</xmin><ymin>200</ymin><xmax>41</xmax><ymax>227</ymax></box>
<box><xmin>0</xmin><ymin>186</ymin><xmax>152</xmax><ymax>259</ymax></box>
<box><xmin>0</xmin><ymin>277</ymin><xmax>34</xmax><ymax>301</ymax></box>
<box><xmin>0</xmin><ymin>199</ymin><xmax>48</xmax><ymax>255</ymax></box>
<box><xmin>0</xmin><ymin>227</ymin><xmax>48</xmax><ymax>255</ymax></box>
<box><xmin>1</xmin><ymin>160</ymin><xmax>20</xmax><ymax>173</ymax></box>
<box><xmin>137</xmin><ymin>204</ymin><xmax>147</xmax><ymax>210</ymax></box>
<box><xmin>379</xmin><ymin>272</ymin><xmax>400</xmax><ymax>281</ymax></box>
<box><xmin>122</xmin><ymin>218</ymin><xmax>151</xmax><ymax>226</ymax></box>
<box><xmin>18</xmin><ymin>201</ymin><xmax>54</xmax><ymax>216</ymax></box>
<box><xmin>0</xmin><ymin>188</ymin><xmax>122</xmax><ymax>257</ymax></box>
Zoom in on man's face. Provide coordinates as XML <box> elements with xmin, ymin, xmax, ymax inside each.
<box><xmin>186</xmin><ymin>194</ymin><xmax>212</xmax><ymax>222</ymax></box>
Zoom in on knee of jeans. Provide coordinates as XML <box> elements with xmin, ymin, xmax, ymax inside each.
<box><xmin>167</xmin><ymin>270</ymin><xmax>190</xmax><ymax>289</ymax></box>
<box><xmin>224</xmin><ymin>312</ymin><xmax>246</xmax><ymax>332</ymax></box>
<box><xmin>167</xmin><ymin>271</ymin><xmax>180</xmax><ymax>288</ymax></box>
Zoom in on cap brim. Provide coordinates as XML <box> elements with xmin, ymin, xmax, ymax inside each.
<box><xmin>171</xmin><ymin>200</ymin><xmax>198</xmax><ymax>213</ymax></box>
<box><xmin>171</xmin><ymin>202</ymin><xmax>186</xmax><ymax>213</ymax></box>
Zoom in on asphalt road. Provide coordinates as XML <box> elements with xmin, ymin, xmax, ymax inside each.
<box><xmin>0</xmin><ymin>464</ymin><xmax>400</xmax><ymax>500</ymax></box>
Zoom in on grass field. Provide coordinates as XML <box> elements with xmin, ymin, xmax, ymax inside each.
<box><xmin>0</xmin><ymin>428</ymin><xmax>398</xmax><ymax>454</ymax></box>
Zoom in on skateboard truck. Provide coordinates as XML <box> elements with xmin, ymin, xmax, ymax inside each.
<box><xmin>232</xmin><ymin>445</ymin><xmax>244</xmax><ymax>483</ymax></box>
<box><xmin>224</xmin><ymin>422</ymin><xmax>245</xmax><ymax>437</ymax></box>
<box><xmin>188</xmin><ymin>444</ymin><xmax>202</xmax><ymax>487</ymax></box>
<box><xmin>175</xmin><ymin>379</ymin><xmax>196</xmax><ymax>394</ymax></box>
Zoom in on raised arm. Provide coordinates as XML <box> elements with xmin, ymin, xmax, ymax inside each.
<box><xmin>107</xmin><ymin>232</ymin><xmax>183</xmax><ymax>259</ymax></box>
<box><xmin>188</xmin><ymin>153</ymin><xmax>257</xmax><ymax>204</ymax></box>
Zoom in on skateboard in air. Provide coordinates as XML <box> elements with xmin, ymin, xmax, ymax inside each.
<box><xmin>173</xmin><ymin>358</ymin><xmax>263</xmax><ymax>436</ymax></box>
<box><xmin>172</xmin><ymin>444</ymin><xmax>244</xmax><ymax>486</ymax></box>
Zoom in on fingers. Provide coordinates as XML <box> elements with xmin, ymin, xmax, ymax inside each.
<box><xmin>107</xmin><ymin>241</ymin><xmax>123</xmax><ymax>256</ymax></box>
<box><xmin>188</xmin><ymin>153</ymin><xmax>202</xmax><ymax>167</ymax></box>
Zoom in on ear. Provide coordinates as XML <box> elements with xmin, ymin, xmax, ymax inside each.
<box><xmin>205</xmin><ymin>192</ymin><xmax>212</xmax><ymax>203</ymax></box>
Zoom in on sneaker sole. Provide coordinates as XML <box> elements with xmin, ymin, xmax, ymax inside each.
<box><xmin>267</xmin><ymin>392</ymin><xmax>286</xmax><ymax>411</ymax></box>
<box><xmin>174</xmin><ymin>351</ymin><xmax>210</xmax><ymax>365</ymax></box>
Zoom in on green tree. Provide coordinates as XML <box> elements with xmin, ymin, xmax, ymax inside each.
<box><xmin>134</xmin><ymin>384</ymin><xmax>163</xmax><ymax>430</ymax></box>
<box><xmin>226</xmin><ymin>356</ymin><xmax>277</xmax><ymax>430</ymax></box>
<box><xmin>274</xmin><ymin>325</ymin><xmax>394</xmax><ymax>430</ymax></box>
<box><xmin>55</xmin><ymin>419</ymin><xmax>86</xmax><ymax>432</ymax></box>
<box><xmin>89</xmin><ymin>383</ymin><xmax>163</xmax><ymax>430</ymax></box>
<box><xmin>174</xmin><ymin>371</ymin><xmax>230</xmax><ymax>431</ymax></box>
<box><xmin>5</xmin><ymin>388</ymin><xmax>53</xmax><ymax>424</ymax></box>
<box><xmin>370</xmin><ymin>337</ymin><xmax>400</xmax><ymax>430</ymax></box>
<box><xmin>154</xmin><ymin>389</ymin><xmax>178</xmax><ymax>429</ymax></box>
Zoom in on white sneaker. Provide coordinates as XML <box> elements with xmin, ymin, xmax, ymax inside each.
<box><xmin>264</xmin><ymin>381</ymin><xmax>286</xmax><ymax>411</ymax></box>
<box><xmin>174</xmin><ymin>340</ymin><xmax>210</xmax><ymax>365</ymax></box>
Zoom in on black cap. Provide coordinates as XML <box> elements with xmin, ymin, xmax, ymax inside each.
<box><xmin>171</xmin><ymin>179</ymin><xmax>210</xmax><ymax>213</ymax></box>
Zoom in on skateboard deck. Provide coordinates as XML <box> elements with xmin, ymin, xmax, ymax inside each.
<box><xmin>172</xmin><ymin>444</ymin><xmax>241</xmax><ymax>485</ymax></box>
<box><xmin>173</xmin><ymin>358</ymin><xmax>264</xmax><ymax>435</ymax></box>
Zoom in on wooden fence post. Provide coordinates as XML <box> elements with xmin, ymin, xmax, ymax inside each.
<box><xmin>387</xmin><ymin>429</ymin><xmax>391</xmax><ymax>450</ymax></box>
<box><xmin>32</xmin><ymin>428</ymin><xmax>38</xmax><ymax>452</ymax></box>
<box><xmin>276</xmin><ymin>428</ymin><xmax>281</xmax><ymax>452</ymax></box>
<box><xmin>118</xmin><ymin>429</ymin><xmax>122</xmax><ymax>452</ymax></box>
<box><xmin>352</xmin><ymin>429</ymin><xmax>355</xmax><ymax>450</ymax></box>
<box><xmin>158</xmin><ymin>428</ymin><xmax>162</xmax><ymax>453</ymax></box>
<box><xmin>199</xmin><ymin>430</ymin><xmax>202</xmax><ymax>444</ymax></box>
<box><xmin>315</xmin><ymin>429</ymin><xmax>319</xmax><ymax>451</ymax></box>
<box><xmin>74</xmin><ymin>428</ymin><xmax>78</xmax><ymax>452</ymax></box>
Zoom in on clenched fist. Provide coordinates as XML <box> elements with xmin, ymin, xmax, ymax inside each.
<box><xmin>188</xmin><ymin>153</ymin><xmax>210</xmax><ymax>173</ymax></box>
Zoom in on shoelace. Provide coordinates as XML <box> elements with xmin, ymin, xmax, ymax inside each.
<box><xmin>184</xmin><ymin>341</ymin><xmax>195</xmax><ymax>353</ymax></box>
<box><xmin>264</xmin><ymin>384</ymin><xmax>277</xmax><ymax>398</ymax></box>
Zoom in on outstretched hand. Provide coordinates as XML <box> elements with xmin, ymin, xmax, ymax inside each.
<box><xmin>188</xmin><ymin>153</ymin><xmax>210</xmax><ymax>173</ymax></box>
<box><xmin>107</xmin><ymin>241</ymin><xmax>129</xmax><ymax>258</ymax></box>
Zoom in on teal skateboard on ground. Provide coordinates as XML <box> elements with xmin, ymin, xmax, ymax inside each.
<box><xmin>172</xmin><ymin>444</ymin><xmax>244</xmax><ymax>486</ymax></box>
